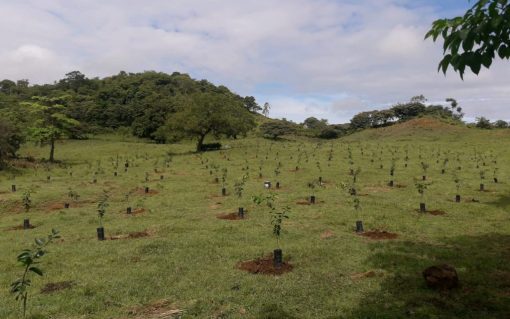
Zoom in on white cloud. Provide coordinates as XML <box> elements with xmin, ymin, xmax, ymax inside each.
<box><xmin>0</xmin><ymin>0</ymin><xmax>509</xmax><ymax>122</ymax></box>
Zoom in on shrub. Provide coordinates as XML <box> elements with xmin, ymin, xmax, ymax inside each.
<box><xmin>0</xmin><ymin>118</ymin><xmax>23</xmax><ymax>168</ymax></box>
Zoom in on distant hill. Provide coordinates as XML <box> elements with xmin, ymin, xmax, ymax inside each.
<box><xmin>344</xmin><ymin>117</ymin><xmax>469</xmax><ymax>142</ymax></box>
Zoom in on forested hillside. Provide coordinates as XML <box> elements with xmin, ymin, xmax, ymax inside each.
<box><xmin>0</xmin><ymin>71</ymin><xmax>258</xmax><ymax>162</ymax></box>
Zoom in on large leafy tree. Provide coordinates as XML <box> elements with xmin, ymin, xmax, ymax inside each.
<box><xmin>23</xmin><ymin>96</ymin><xmax>80</xmax><ymax>162</ymax></box>
<box><xmin>164</xmin><ymin>92</ymin><xmax>255</xmax><ymax>152</ymax></box>
<box><xmin>426</xmin><ymin>0</ymin><xmax>510</xmax><ymax>78</ymax></box>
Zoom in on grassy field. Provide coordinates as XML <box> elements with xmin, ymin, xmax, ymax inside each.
<box><xmin>1</xmin><ymin>118</ymin><xmax>510</xmax><ymax>319</ymax></box>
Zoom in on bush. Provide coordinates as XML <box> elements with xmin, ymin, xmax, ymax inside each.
<box><xmin>260</xmin><ymin>121</ymin><xmax>296</xmax><ymax>139</ymax></box>
<box><xmin>475</xmin><ymin>117</ymin><xmax>492</xmax><ymax>129</ymax></box>
<box><xmin>317</xmin><ymin>127</ymin><xmax>339</xmax><ymax>139</ymax></box>
<box><xmin>493</xmin><ymin>120</ymin><xmax>508</xmax><ymax>129</ymax></box>
<box><xmin>0</xmin><ymin>118</ymin><xmax>23</xmax><ymax>168</ymax></box>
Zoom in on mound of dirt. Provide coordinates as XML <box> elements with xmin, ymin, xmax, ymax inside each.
<box><xmin>359</xmin><ymin>230</ymin><xmax>398</xmax><ymax>240</ymax></box>
<box><xmin>237</xmin><ymin>255</ymin><xmax>293</xmax><ymax>275</ymax></box>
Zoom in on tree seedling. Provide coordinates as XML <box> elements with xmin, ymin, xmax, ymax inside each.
<box><xmin>454</xmin><ymin>174</ymin><xmax>461</xmax><ymax>203</ymax></box>
<box><xmin>22</xmin><ymin>190</ymin><xmax>32</xmax><ymax>229</ymax></box>
<box><xmin>10</xmin><ymin>229</ymin><xmax>60</xmax><ymax>318</ymax></box>
<box><xmin>421</xmin><ymin>162</ymin><xmax>429</xmax><ymax>181</ymax></box>
<box><xmin>234</xmin><ymin>174</ymin><xmax>248</xmax><ymax>218</ymax></box>
<box><xmin>479</xmin><ymin>169</ymin><xmax>486</xmax><ymax>191</ymax></box>
<box><xmin>415</xmin><ymin>180</ymin><xmax>429</xmax><ymax>212</ymax></box>
<box><xmin>252</xmin><ymin>193</ymin><xmax>288</xmax><ymax>268</ymax></box>
<box><xmin>221</xmin><ymin>168</ymin><xmax>228</xmax><ymax>196</ymax></box>
<box><xmin>66</xmin><ymin>188</ymin><xmax>80</xmax><ymax>208</ymax></box>
<box><xmin>97</xmin><ymin>190</ymin><xmax>109</xmax><ymax>240</ymax></box>
<box><xmin>271</xmin><ymin>205</ymin><xmax>290</xmax><ymax>268</ymax></box>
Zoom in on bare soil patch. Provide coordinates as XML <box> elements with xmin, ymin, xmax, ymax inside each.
<box><xmin>359</xmin><ymin>230</ymin><xmax>398</xmax><ymax>240</ymax></box>
<box><xmin>415</xmin><ymin>209</ymin><xmax>447</xmax><ymax>216</ymax></box>
<box><xmin>237</xmin><ymin>255</ymin><xmax>293</xmax><ymax>275</ymax></box>
<box><xmin>216</xmin><ymin>212</ymin><xmax>245</xmax><ymax>220</ymax></box>
<box><xmin>125</xmin><ymin>299</ymin><xmax>183</xmax><ymax>319</ymax></box>
<box><xmin>9</xmin><ymin>224</ymin><xmax>36</xmax><ymax>231</ymax></box>
<box><xmin>110</xmin><ymin>230</ymin><xmax>152</xmax><ymax>240</ymax></box>
<box><xmin>41</xmin><ymin>281</ymin><xmax>75</xmax><ymax>294</ymax></box>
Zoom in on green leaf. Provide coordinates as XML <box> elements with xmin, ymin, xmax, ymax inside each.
<box><xmin>498</xmin><ymin>45</ymin><xmax>509</xmax><ymax>59</ymax></box>
<box><xmin>29</xmin><ymin>266</ymin><xmax>43</xmax><ymax>276</ymax></box>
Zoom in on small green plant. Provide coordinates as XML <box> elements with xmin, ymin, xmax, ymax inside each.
<box><xmin>10</xmin><ymin>229</ymin><xmax>60</xmax><ymax>318</ymax></box>
<box><xmin>234</xmin><ymin>174</ymin><xmax>248</xmax><ymax>199</ymax></box>
<box><xmin>421</xmin><ymin>162</ymin><xmax>429</xmax><ymax>176</ymax></box>
<box><xmin>307</xmin><ymin>178</ymin><xmax>324</xmax><ymax>196</ymax></box>
<box><xmin>252</xmin><ymin>193</ymin><xmax>288</xmax><ymax>248</ymax></box>
<box><xmin>414</xmin><ymin>180</ymin><xmax>429</xmax><ymax>202</ymax></box>
<box><xmin>97</xmin><ymin>190</ymin><xmax>109</xmax><ymax>228</ymax></box>
<box><xmin>221</xmin><ymin>168</ymin><xmax>228</xmax><ymax>188</ymax></box>
<box><xmin>271</xmin><ymin>206</ymin><xmax>290</xmax><ymax>248</ymax></box>
<box><xmin>67</xmin><ymin>188</ymin><xmax>80</xmax><ymax>203</ymax></box>
<box><xmin>453</xmin><ymin>174</ymin><xmax>461</xmax><ymax>194</ymax></box>
<box><xmin>479</xmin><ymin>169</ymin><xmax>486</xmax><ymax>183</ymax></box>
<box><xmin>390</xmin><ymin>159</ymin><xmax>396</xmax><ymax>176</ymax></box>
<box><xmin>22</xmin><ymin>190</ymin><xmax>32</xmax><ymax>215</ymax></box>
<box><xmin>252</xmin><ymin>192</ymin><xmax>276</xmax><ymax>209</ymax></box>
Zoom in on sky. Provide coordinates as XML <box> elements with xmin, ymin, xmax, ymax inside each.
<box><xmin>0</xmin><ymin>0</ymin><xmax>508</xmax><ymax>123</ymax></box>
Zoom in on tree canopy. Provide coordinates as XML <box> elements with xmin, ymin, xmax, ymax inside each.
<box><xmin>426</xmin><ymin>0</ymin><xmax>510</xmax><ymax>78</ymax></box>
<box><xmin>22</xmin><ymin>96</ymin><xmax>81</xmax><ymax>162</ymax></box>
<box><xmin>162</xmin><ymin>92</ymin><xmax>255</xmax><ymax>151</ymax></box>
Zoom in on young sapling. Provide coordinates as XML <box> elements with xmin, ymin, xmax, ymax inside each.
<box><xmin>10</xmin><ymin>229</ymin><xmax>60</xmax><ymax>318</ymax></box>
<box><xmin>415</xmin><ymin>180</ymin><xmax>429</xmax><ymax>212</ymax></box>
<box><xmin>96</xmin><ymin>190</ymin><xmax>109</xmax><ymax>240</ymax></box>
<box><xmin>22</xmin><ymin>190</ymin><xmax>32</xmax><ymax>229</ymax></box>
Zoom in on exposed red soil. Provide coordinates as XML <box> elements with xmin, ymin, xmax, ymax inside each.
<box><xmin>41</xmin><ymin>281</ymin><xmax>75</xmax><ymax>294</ymax></box>
<box><xmin>415</xmin><ymin>209</ymin><xmax>447</xmax><ymax>216</ymax></box>
<box><xmin>125</xmin><ymin>299</ymin><xmax>183</xmax><ymax>319</ymax></box>
<box><xmin>237</xmin><ymin>255</ymin><xmax>293</xmax><ymax>275</ymax></box>
<box><xmin>216</xmin><ymin>212</ymin><xmax>245</xmax><ymax>220</ymax></box>
<box><xmin>359</xmin><ymin>230</ymin><xmax>398</xmax><ymax>240</ymax></box>
<box><xmin>110</xmin><ymin>230</ymin><xmax>152</xmax><ymax>240</ymax></box>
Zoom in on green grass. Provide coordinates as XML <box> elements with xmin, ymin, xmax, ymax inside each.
<box><xmin>1</xmin><ymin>121</ymin><xmax>510</xmax><ymax>318</ymax></box>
